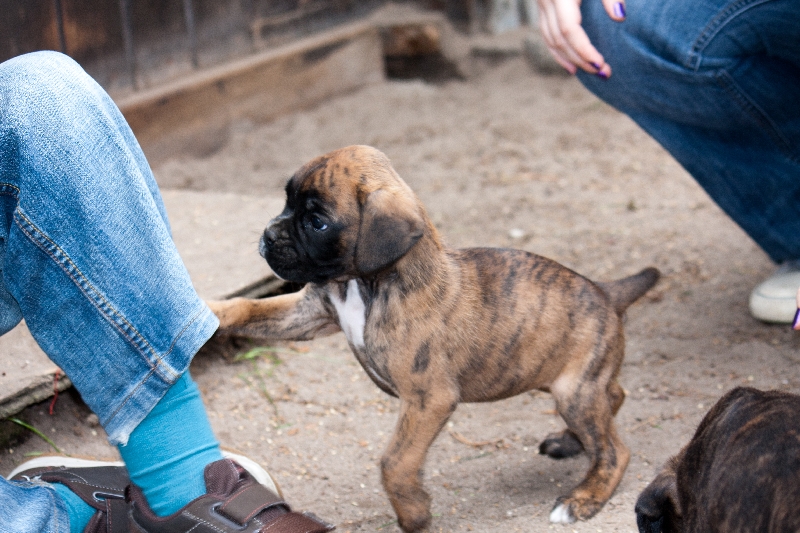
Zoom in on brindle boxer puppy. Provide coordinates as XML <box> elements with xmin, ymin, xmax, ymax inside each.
<box><xmin>635</xmin><ymin>387</ymin><xmax>800</xmax><ymax>533</ymax></box>
<box><xmin>209</xmin><ymin>145</ymin><xmax>660</xmax><ymax>530</ymax></box>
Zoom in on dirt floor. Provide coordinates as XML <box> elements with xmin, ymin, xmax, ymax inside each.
<box><xmin>3</xmin><ymin>25</ymin><xmax>800</xmax><ymax>533</ymax></box>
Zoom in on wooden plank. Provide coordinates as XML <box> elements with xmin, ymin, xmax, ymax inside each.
<box><xmin>116</xmin><ymin>20</ymin><xmax>384</xmax><ymax>164</ymax></box>
<box><xmin>0</xmin><ymin>324</ymin><xmax>70</xmax><ymax>420</ymax></box>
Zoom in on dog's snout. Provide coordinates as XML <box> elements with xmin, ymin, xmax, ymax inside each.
<box><xmin>263</xmin><ymin>227</ymin><xmax>277</xmax><ymax>246</ymax></box>
<box><xmin>259</xmin><ymin>228</ymin><xmax>278</xmax><ymax>259</ymax></box>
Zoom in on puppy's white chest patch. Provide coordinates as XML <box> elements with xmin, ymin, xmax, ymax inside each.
<box><xmin>330</xmin><ymin>279</ymin><xmax>366</xmax><ymax>349</ymax></box>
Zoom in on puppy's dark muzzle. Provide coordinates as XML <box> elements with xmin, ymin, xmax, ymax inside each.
<box><xmin>259</xmin><ymin>228</ymin><xmax>278</xmax><ymax>260</ymax></box>
<box><xmin>260</xmin><ymin>222</ymin><xmax>305</xmax><ymax>282</ymax></box>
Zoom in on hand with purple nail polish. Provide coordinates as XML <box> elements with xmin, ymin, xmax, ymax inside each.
<box><xmin>536</xmin><ymin>0</ymin><xmax>626</xmax><ymax>77</ymax></box>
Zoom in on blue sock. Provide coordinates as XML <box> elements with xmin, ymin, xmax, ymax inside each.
<box><xmin>52</xmin><ymin>483</ymin><xmax>95</xmax><ymax>533</ymax></box>
<box><xmin>117</xmin><ymin>371</ymin><xmax>223</xmax><ymax>516</ymax></box>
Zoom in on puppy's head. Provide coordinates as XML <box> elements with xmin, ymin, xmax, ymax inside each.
<box><xmin>261</xmin><ymin>145</ymin><xmax>426</xmax><ymax>284</ymax></box>
<box><xmin>635</xmin><ymin>455</ymin><xmax>682</xmax><ymax>533</ymax></box>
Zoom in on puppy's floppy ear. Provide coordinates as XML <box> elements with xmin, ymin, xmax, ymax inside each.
<box><xmin>635</xmin><ymin>458</ymin><xmax>681</xmax><ymax>533</ymax></box>
<box><xmin>355</xmin><ymin>188</ymin><xmax>424</xmax><ymax>275</ymax></box>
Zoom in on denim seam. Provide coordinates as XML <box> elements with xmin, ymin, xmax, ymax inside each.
<box><xmin>103</xmin><ymin>306</ymin><xmax>207</xmax><ymax>426</ymax></box>
<box><xmin>160</xmin><ymin>304</ymin><xmax>207</xmax><ymax>362</ymax></box>
<box><xmin>12</xmin><ymin>208</ymin><xmax>179</xmax><ymax>382</ymax></box>
<box><xmin>101</xmin><ymin>307</ymin><xmax>208</xmax><ymax>427</ymax></box>
<box><xmin>687</xmin><ymin>0</ymin><xmax>773</xmax><ymax>70</ymax></box>
<box><xmin>0</xmin><ymin>183</ymin><xmax>21</xmax><ymax>198</ymax></box>
<box><xmin>104</xmin><ymin>365</ymin><xmax>158</xmax><ymax>429</ymax></box>
<box><xmin>716</xmin><ymin>70</ymin><xmax>799</xmax><ymax>163</ymax></box>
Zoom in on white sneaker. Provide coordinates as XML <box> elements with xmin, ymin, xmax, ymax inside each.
<box><xmin>749</xmin><ymin>260</ymin><xmax>800</xmax><ymax>324</ymax></box>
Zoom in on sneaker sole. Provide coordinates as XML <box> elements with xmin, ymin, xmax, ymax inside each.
<box><xmin>749</xmin><ymin>293</ymin><xmax>797</xmax><ymax>324</ymax></box>
<box><xmin>8</xmin><ymin>455</ymin><xmax>125</xmax><ymax>479</ymax></box>
<box><xmin>8</xmin><ymin>451</ymin><xmax>281</xmax><ymax>497</ymax></box>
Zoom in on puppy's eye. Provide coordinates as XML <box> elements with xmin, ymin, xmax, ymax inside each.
<box><xmin>310</xmin><ymin>214</ymin><xmax>328</xmax><ymax>232</ymax></box>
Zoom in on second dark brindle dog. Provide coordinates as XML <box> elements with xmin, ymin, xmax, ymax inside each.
<box><xmin>209</xmin><ymin>145</ymin><xmax>660</xmax><ymax>531</ymax></box>
<box><xmin>636</xmin><ymin>386</ymin><xmax>800</xmax><ymax>533</ymax></box>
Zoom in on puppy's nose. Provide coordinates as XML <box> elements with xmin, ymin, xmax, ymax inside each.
<box><xmin>262</xmin><ymin>228</ymin><xmax>277</xmax><ymax>247</ymax></box>
<box><xmin>259</xmin><ymin>228</ymin><xmax>277</xmax><ymax>259</ymax></box>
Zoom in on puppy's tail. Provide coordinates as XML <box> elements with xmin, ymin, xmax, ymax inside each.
<box><xmin>597</xmin><ymin>267</ymin><xmax>660</xmax><ymax>315</ymax></box>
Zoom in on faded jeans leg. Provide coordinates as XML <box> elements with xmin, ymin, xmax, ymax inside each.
<box><xmin>0</xmin><ymin>51</ymin><xmax>218</xmax><ymax>531</ymax></box>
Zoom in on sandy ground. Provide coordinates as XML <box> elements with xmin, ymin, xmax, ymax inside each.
<box><xmin>3</xmin><ymin>27</ymin><xmax>800</xmax><ymax>533</ymax></box>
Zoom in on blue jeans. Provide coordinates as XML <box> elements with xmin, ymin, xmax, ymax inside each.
<box><xmin>578</xmin><ymin>0</ymin><xmax>800</xmax><ymax>263</ymax></box>
<box><xmin>0</xmin><ymin>51</ymin><xmax>218</xmax><ymax>532</ymax></box>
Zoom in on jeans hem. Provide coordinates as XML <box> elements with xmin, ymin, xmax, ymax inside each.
<box><xmin>103</xmin><ymin>304</ymin><xmax>219</xmax><ymax>446</ymax></box>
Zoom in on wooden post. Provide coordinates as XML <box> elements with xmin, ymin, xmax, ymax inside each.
<box><xmin>118</xmin><ymin>0</ymin><xmax>137</xmax><ymax>89</ymax></box>
<box><xmin>183</xmin><ymin>0</ymin><xmax>199</xmax><ymax>68</ymax></box>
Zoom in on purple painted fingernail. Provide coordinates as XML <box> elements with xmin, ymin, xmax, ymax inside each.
<box><xmin>793</xmin><ymin>308</ymin><xmax>800</xmax><ymax>330</ymax></box>
<box><xmin>613</xmin><ymin>2</ymin><xmax>626</xmax><ymax>18</ymax></box>
<box><xmin>590</xmin><ymin>62</ymin><xmax>602</xmax><ymax>70</ymax></box>
<box><xmin>596</xmin><ymin>70</ymin><xmax>608</xmax><ymax>80</ymax></box>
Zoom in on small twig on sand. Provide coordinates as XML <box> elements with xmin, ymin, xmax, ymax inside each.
<box><xmin>449</xmin><ymin>429</ymin><xmax>504</xmax><ymax>448</ymax></box>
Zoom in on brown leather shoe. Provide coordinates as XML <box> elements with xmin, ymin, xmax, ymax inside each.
<box><xmin>127</xmin><ymin>458</ymin><xmax>335</xmax><ymax>533</ymax></box>
<box><xmin>10</xmin><ymin>456</ymin><xmax>130</xmax><ymax>533</ymax></box>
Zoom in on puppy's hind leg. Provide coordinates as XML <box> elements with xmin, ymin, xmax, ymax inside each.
<box><xmin>540</xmin><ymin>381</ymin><xmax>625</xmax><ymax>459</ymax></box>
<box><xmin>547</xmin><ymin>368</ymin><xmax>629</xmax><ymax>523</ymax></box>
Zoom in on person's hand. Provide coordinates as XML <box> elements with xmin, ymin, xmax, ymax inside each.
<box><xmin>536</xmin><ymin>0</ymin><xmax>626</xmax><ymax>78</ymax></box>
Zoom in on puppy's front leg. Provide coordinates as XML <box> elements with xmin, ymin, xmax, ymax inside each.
<box><xmin>381</xmin><ymin>389</ymin><xmax>458</xmax><ymax>532</ymax></box>
<box><xmin>207</xmin><ymin>285</ymin><xmax>339</xmax><ymax>341</ymax></box>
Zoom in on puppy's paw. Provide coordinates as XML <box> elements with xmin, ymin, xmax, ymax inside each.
<box><xmin>397</xmin><ymin>512</ymin><xmax>432</xmax><ymax>533</ymax></box>
<box><xmin>539</xmin><ymin>430</ymin><xmax>584</xmax><ymax>459</ymax></box>
<box><xmin>549</xmin><ymin>502</ymin><xmax>576</xmax><ymax>524</ymax></box>
<box><xmin>385</xmin><ymin>479</ymin><xmax>433</xmax><ymax>532</ymax></box>
<box><xmin>549</xmin><ymin>496</ymin><xmax>604</xmax><ymax>523</ymax></box>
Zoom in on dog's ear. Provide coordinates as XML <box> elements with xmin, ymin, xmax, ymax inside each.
<box><xmin>355</xmin><ymin>188</ymin><xmax>424</xmax><ymax>275</ymax></box>
<box><xmin>635</xmin><ymin>458</ymin><xmax>682</xmax><ymax>533</ymax></box>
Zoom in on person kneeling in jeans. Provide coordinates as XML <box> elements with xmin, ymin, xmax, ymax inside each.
<box><xmin>536</xmin><ymin>0</ymin><xmax>800</xmax><ymax>324</ymax></box>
